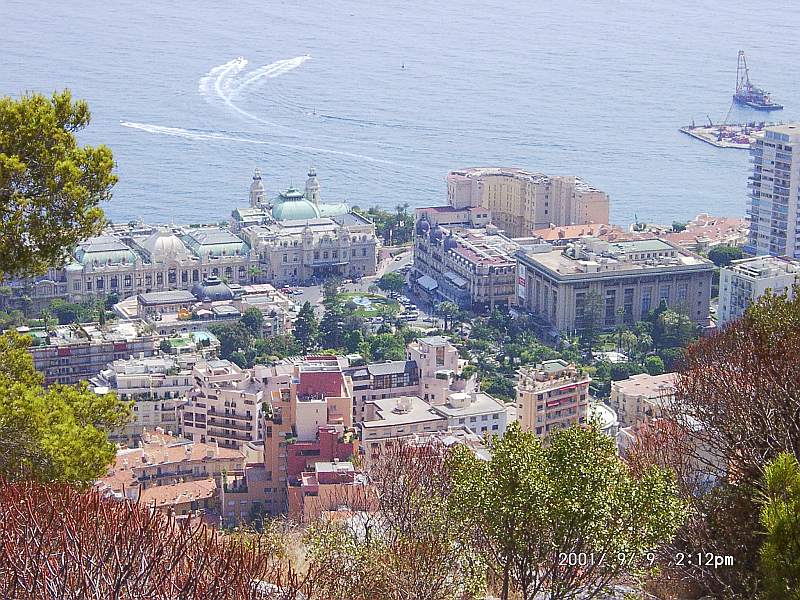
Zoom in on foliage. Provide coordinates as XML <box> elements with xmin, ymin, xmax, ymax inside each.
<box><xmin>0</xmin><ymin>90</ymin><xmax>116</xmax><ymax>279</ymax></box>
<box><xmin>644</xmin><ymin>354</ymin><xmax>665</xmax><ymax>375</ymax></box>
<box><xmin>239</xmin><ymin>307</ymin><xmax>265</xmax><ymax>337</ymax></box>
<box><xmin>49</xmin><ymin>298</ymin><xmax>89</xmax><ymax>324</ymax></box>
<box><xmin>480</xmin><ymin>375</ymin><xmax>516</xmax><ymax>402</ymax></box>
<box><xmin>0</xmin><ymin>331</ymin><xmax>130</xmax><ymax>485</ymax></box>
<box><xmin>671</xmin><ymin>221</ymin><xmax>687</xmax><ymax>233</ymax></box>
<box><xmin>626</xmin><ymin>291</ymin><xmax>800</xmax><ymax>597</ymax></box>
<box><xmin>208</xmin><ymin>321</ymin><xmax>252</xmax><ymax>360</ymax></box>
<box><xmin>759</xmin><ymin>452</ymin><xmax>800</xmax><ymax>600</ymax></box>
<box><xmin>377</xmin><ymin>271</ymin><xmax>406</xmax><ymax>294</ymax></box>
<box><xmin>158</xmin><ymin>339</ymin><xmax>173</xmax><ymax>354</ymax></box>
<box><xmin>292</xmin><ymin>301</ymin><xmax>319</xmax><ymax>353</ymax></box>
<box><xmin>360</xmin><ymin>332</ymin><xmax>406</xmax><ymax>362</ymax></box>
<box><xmin>436</xmin><ymin>301</ymin><xmax>460</xmax><ymax>331</ymax></box>
<box><xmin>305</xmin><ymin>439</ymin><xmax>485</xmax><ymax>600</ymax></box>
<box><xmin>708</xmin><ymin>244</ymin><xmax>743</xmax><ymax>268</ymax></box>
<box><xmin>253</xmin><ymin>334</ymin><xmax>301</xmax><ymax>361</ymax></box>
<box><xmin>448</xmin><ymin>422</ymin><xmax>685</xmax><ymax>600</ymax></box>
<box><xmin>0</xmin><ymin>480</ymin><xmax>313</xmax><ymax>599</ymax></box>
<box><xmin>355</xmin><ymin>204</ymin><xmax>413</xmax><ymax>246</ymax></box>
<box><xmin>577</xmin><ymin>290</ymin><xmax>603</xmax><ymax>351</ymax></box>
<box><xmin>652</xmin><ymin>307</ymin><xmax>699</xmax><ymax>349</ymax></box>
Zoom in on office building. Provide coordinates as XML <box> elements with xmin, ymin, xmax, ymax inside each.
<box><xmin>515</xmin><ymin>237</ymin><xmax>714</xmax><ymax>335</ymax></box>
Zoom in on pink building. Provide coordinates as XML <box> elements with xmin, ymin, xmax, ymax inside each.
<box><xmin>516</xmin><ymin>360</ymin><xmax>591</xmax><ymax>438</ymax></box>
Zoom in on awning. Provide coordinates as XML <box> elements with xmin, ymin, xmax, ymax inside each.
<box><xmin>444</xmin><ymin>271</ymin><xmax>468</xmax><ymax>288</ymax></box>
<box><xmin>417</xmin><ymin>275</ymin><xmax>438</xmax><ymax>291</ymax></box>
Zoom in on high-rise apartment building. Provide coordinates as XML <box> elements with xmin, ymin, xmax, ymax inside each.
<box><xmin>746</xmin><ymin>124</ymin><xmax>800</xmax><ymax>257</ymax></box>
<box><xmin>447</xmin><ymin>168</ymin><xmax>609</xmax><ymax>237</ymax></box>
<box><xmin>516</xmin><ymin>360</ymin><xmax>591</xmax><ymax>438</ymax></box>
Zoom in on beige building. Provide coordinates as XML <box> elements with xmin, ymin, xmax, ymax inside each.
<box><xmin>181</xmin><ymin>360</ymin><xmax>263</xmax><ymax>450</ymax></box>
<box><xmin>447</xmin><ymin>167</ymin><xmax>609</xmax><ymax>237</ymax></box>
<box><xmin>610</xmin><ymin>372</ymin><xmax>676</xmax><ymax>428</ymax></box>
<box><xmin>89</xmin><ymin>352</ymin><xmax>207</xmax><ymax>444</ymax></box>
<box><xmin>96</xmin><ymin>430</ymin><xmax>245</xmax><ymax>517</ymax></box>
<box><xmin>515</xmin><ymin>237</ymin><xmax>714</xmax><ymax>336</ymax></box>
<box><xmin>516</xmin><ymin>360</ymin><xmax>591</xmax><ymax>438</ymax></box>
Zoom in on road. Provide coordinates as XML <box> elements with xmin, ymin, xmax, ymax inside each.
<box><xmin>290</xmin><ymin>247</ymin><xmax>441</xmax><ymax>329</ymax></box>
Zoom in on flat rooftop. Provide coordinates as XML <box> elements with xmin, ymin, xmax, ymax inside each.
<box><xmin>362</xmin><ymin>396</ymin><xmax>446</xmax><ymax>429</ymax></box>
<box><xmin>613</xmin><ymin>373</ymin><xmax>676</xmax><ymax>399</ymax></box>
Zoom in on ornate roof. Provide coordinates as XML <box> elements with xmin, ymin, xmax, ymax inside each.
<box><xmin>182</xmin><ymin>228</ymin><xmax>250</xmax><ymax>258</ymax></box>
<box><xmin>75</xmin><ymin>235</ymin><xmax>138</xmax><ymax>266</ymax></box>
<box><xmin>191</xmin><ymin>276</ymin><xmax>234</xmax><ymax>302</ymax></box>
<box><xmin>141</xmin><ymin>229</ymin><xmax>192</xmax><ymax>262</ymax></box>
<box><xmin>272</xmin><ymin>187</ymin><xmax>321</xmax><ymax>221</ymax></box>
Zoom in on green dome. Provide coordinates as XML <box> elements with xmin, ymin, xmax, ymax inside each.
<box><xmin>272</xmin><ymin>187</ymin><xmax>321</xmax><ymax>221</ymax></box>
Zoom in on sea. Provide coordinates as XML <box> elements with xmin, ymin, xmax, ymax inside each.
<box><xmin>3</xmin><ymin>0</ymin><xmax>800</xmax><ymax>227</ymax></box>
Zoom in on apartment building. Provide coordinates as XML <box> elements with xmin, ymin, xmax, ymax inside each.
<box><xmin>516</xmin><ymin>360</ymin><xmax>591</xmax><ymax>438</ymax></box>
<box><xmin>610</xmin><ymin>372</ymin><xmax>676</xmax><ymax>428</ymax></box>
<box><xmin>96</xmin><ymin>429</ymin><xmax>245</xmax><ymax>517</ymax></box>
<box><xmin>515</xmin><ymin>237</ymin><xmax>714</xmax><ymax>335</ymax></box>
<box><xmin>447</xmin><ymin>168</ymin><xmax>609</xmax><ymax>237</ymax></box>
<box><xmin>718</xmin><ymin>256</ymin><xmax>800</xmax><ymax>325</ymax></box>
<box><xmin>745</xmin><ymin>124</ymin><xmax>800</xmax><ymax>257</ymax></box>
<box><xmin>288</xmin><ymin>460</ymin><xmax>369</xmax><ymax>523</ymax></box>
<box><xmin>26</xmin><ymin>320</ymin><xmax>158</xmax><ymax>386</ymax></box>
<box><xmin>89</xmin><ymin>352</ymin><xmax>204</xmax><ymax>444</ymax></box>
<box><xmin>180</xmin><ymin>360</ymin><xmax>263</xmax><ymax>450</ymax></box>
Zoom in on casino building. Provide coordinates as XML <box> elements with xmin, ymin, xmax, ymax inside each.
<box><xmin>5</xmin><ymin>168</ymin><xmax>378</xmax><ymax>310</ymax></box>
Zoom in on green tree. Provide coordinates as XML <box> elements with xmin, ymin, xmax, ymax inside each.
<box><xmin>208</xmin><ymin>321</ymin><xmax>252</xmax><ymax>360</ymax></box>
<box><xmin>708</xmin><ymin>244</ymin><xmax>744</xmax><ymax>268</ymax></box>
<box><xmin>759</xmin><ymin>452</ymin><xmax>800</xmax><ymax>600</ymax></box>
<box><xmin>448</xmin><ymin>422</ymin><xmax>685</xmax><ymax>600</ymax></box>
<box><xmin>437</xmin><ymin>301</ymin><xmax>460</xmax><ymax>331</ymax></box>
<box><xmin>644</xmin><ymin>354</ymin><xmax>666</xmax><ymax>375</ymax></box>
<box><xmin>672</xmin><ymin>221</ymin><xmax>688</xmax><ymax>233</ymax></box>
<box><xmin>0</xmin><ymin>331</ymin><xmax>130</xmax><ymax>484</ymax></box>
<box><xmin>293</xmin><ymin>301</ymin><xmax>319</xmax><ymax>353</ymax></box>
<box><xmin>239</xmin><ymin>307</ymin><xmax>264</xmax><ymax>337</ymax></box>
<box><xmin>0</xmin><ymin>91</ymin><xmax>116</xmax><ymax>279</ymax></box>
<box><xmin>653</xmin><ymin>308</ymin><xmax>698</xmax><ymax>349</ymax></box>
<box><xmin>319</xmin><ymin>304</ymin><xmax>347</xmax><ymax>350</ymax></box>
<box><xmin>377</xmin><ymin>271</ymin><xmax>406</xmax><ymax>294</ymax></box>
<box><xmin>49</xmin><ymin>299</ymin><xmax>86</xmax><ymax>324</ymax></box>
<box><xmin>158</xmin><ymin>339</ymin><xmax>173</xmax><ymax>355</ymax></box>
<box><xmin>253</xmin><ymin>334</ymin><xmax>300</xmax><ymax>361</ymax></box>
<box><xmin>578</xmin><ymin>290</ymin><xmax>603</xmax><ymax>353</ymax></box>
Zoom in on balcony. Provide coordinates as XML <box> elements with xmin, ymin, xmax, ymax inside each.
<box><xmin>208</xmin><ymin>407</ymin><xmax>252</xmax><ymax>422</ymax></box>
<box><xmin>207</xmin><ymin>428</ymin><xmax>253</xmax><ymax>442</ymax></box>
<box><xmin>207</xmin><ymin>417</ymin><xmax>252</xmax><ymax>432</ymax></box>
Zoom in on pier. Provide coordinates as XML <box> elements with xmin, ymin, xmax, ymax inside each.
<box><xmin>680</xmin><ymin>122</ymin><xmax>780</xmax><ymax>149</ymax></box>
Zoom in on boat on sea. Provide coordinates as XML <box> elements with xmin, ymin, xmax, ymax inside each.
<box><xmin>733</xmin><ymin>50</ymin><xmax>783</xmax><ymax>111</ymax></box>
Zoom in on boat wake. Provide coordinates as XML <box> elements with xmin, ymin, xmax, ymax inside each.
<box><xmin>119</xmin><ymin>121</ymin><xmax>397</xmax><ymax>165</ymax></box>
<box><xmin>198</xmin><ymin>55</ymin><xmax>310</xmax><ymax>128</ymax></box>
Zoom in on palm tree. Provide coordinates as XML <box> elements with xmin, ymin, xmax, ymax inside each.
<box><xmin>248</xmin><ymin>265</ymin><xmax>263</xmax><ymax>283</ymax></box>
<box><xmin>620</xmin><ymin>330</ymin><xmax>637</xmax><ymax>357</ymax></box>
<box><xmin>637</xmin><ymin>333</ymin><xmax>653</xmax><ymax>356</ymax></box>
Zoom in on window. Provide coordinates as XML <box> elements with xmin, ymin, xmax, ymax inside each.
<box><xmin>110</xmin><ymin>275</ymin><xmax>118</xmax><ymax>289</ymax></box>
<box><xmin>168</xmin><ymin>269</ymin><xmax>176</xmax><ymax>284</ymax></box>
<box><xmin>156</xmin><ymin>273</ymin><xmax>163</xmax><ymax>285</ymax></box>
<box><xmin>641</xmin><ymin>287</ymin><xmax>652</xmax><ymax>314</ymax></box>
<box><xmin>96</xmin><ymin>278</ymin><xmax>104</xmax><ymax>290</ymax></box>
<box><xmin>86</xmin><ymin>280</ymin><xmax>92</xmax><ymax>291</ymax></box>
<box><xmin>73</xmin><ymin>281</ymin><xmax>81</xmax><ymax>291</ymax></box>
<box><xmin>124</xmin><ymin>274</ymin><xmax>132</xmax><ymax>287</ymax></box>
<box><xmin>362</xmin><ymin>248</ymin><xmax>367</xmax><ymax>256</ymax></box>
<box><xmin>145</xmin><ymin>274</ymin><xmax>152</xmax><ymax>286</ymax></box>
<box><xmin>181</xmin><ymin>271</ymin><xmax>188</xmax><ymax>283</ymax></box>
<box><xmin>283</xmin><ymin>254</ymin><xmax>287</xmax><ymax>263</ymax></box>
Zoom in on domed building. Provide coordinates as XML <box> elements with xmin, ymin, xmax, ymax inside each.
<box><xmin>140</xmin><ymin>228</ymin><xmax>192</xmax><ymax>264</ymax></box>
<box><xmin>268</xmin><ymin>167</ymin><xmax>349</xmax><ymax>222</ymax></box>
<box><xmin>191</xmin><ymin>276</ymin><xmax>235</xmax><ymax>302</ymax></box>
<box><xmin>271</xmin><ymin>187</ymin><xmax>321</xmax><ymax>221</ymax></box>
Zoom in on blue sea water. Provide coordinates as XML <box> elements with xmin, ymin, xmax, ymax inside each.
<box><xmin>3</xmin><ymin>0</ymin><xmax>800</xmax><ymax>226</ymax></box>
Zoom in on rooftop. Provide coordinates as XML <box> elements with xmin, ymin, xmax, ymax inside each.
<box><xmin>725</xmin><ymin>255</ymin><xmax>800</xmax><ymax>279</ymax></box>
<box><xmin>362</xmin><ymin>396</ymin><xmax>446</xmax><ymax>429</ymax></box>
<box><xmin>366</xmin><ymin>360</ymin><xmax>416</xmax><ymax>377</ymax></box>
<box><xmin>613</xmin><ymin>373</ymin><xmax>677</xmax><ymax>399</ymax></box>
<box><xmin>139</xmin><ymin>478</ymin><xmax>217</xmax><ymax>508</ymax></box>
<box><xmin>517</xmin><ymin>236</ymin><xmax>712</xmax><ymax>278</ymax></box>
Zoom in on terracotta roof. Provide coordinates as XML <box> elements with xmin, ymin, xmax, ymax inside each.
<box><xmin>139</xmin><ymin>478</ymin><xmax>217</xmax><ymax>508</ymax></box>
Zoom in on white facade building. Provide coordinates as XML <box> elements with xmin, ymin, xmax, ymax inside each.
<box><xmin>746</xmin><ymin>124</ymin><xmax>800</xmax><ymax>257</ymax></box>
<box><xmin>718</xmin><ymin>256</ymin><xmax>800</xmax><ymax>325</ymax></box>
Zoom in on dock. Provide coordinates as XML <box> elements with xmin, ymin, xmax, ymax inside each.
<box><xmin>680</xmin><ymin>122</ymin><xmax>781</xmax><ymax>149</ymax></box>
